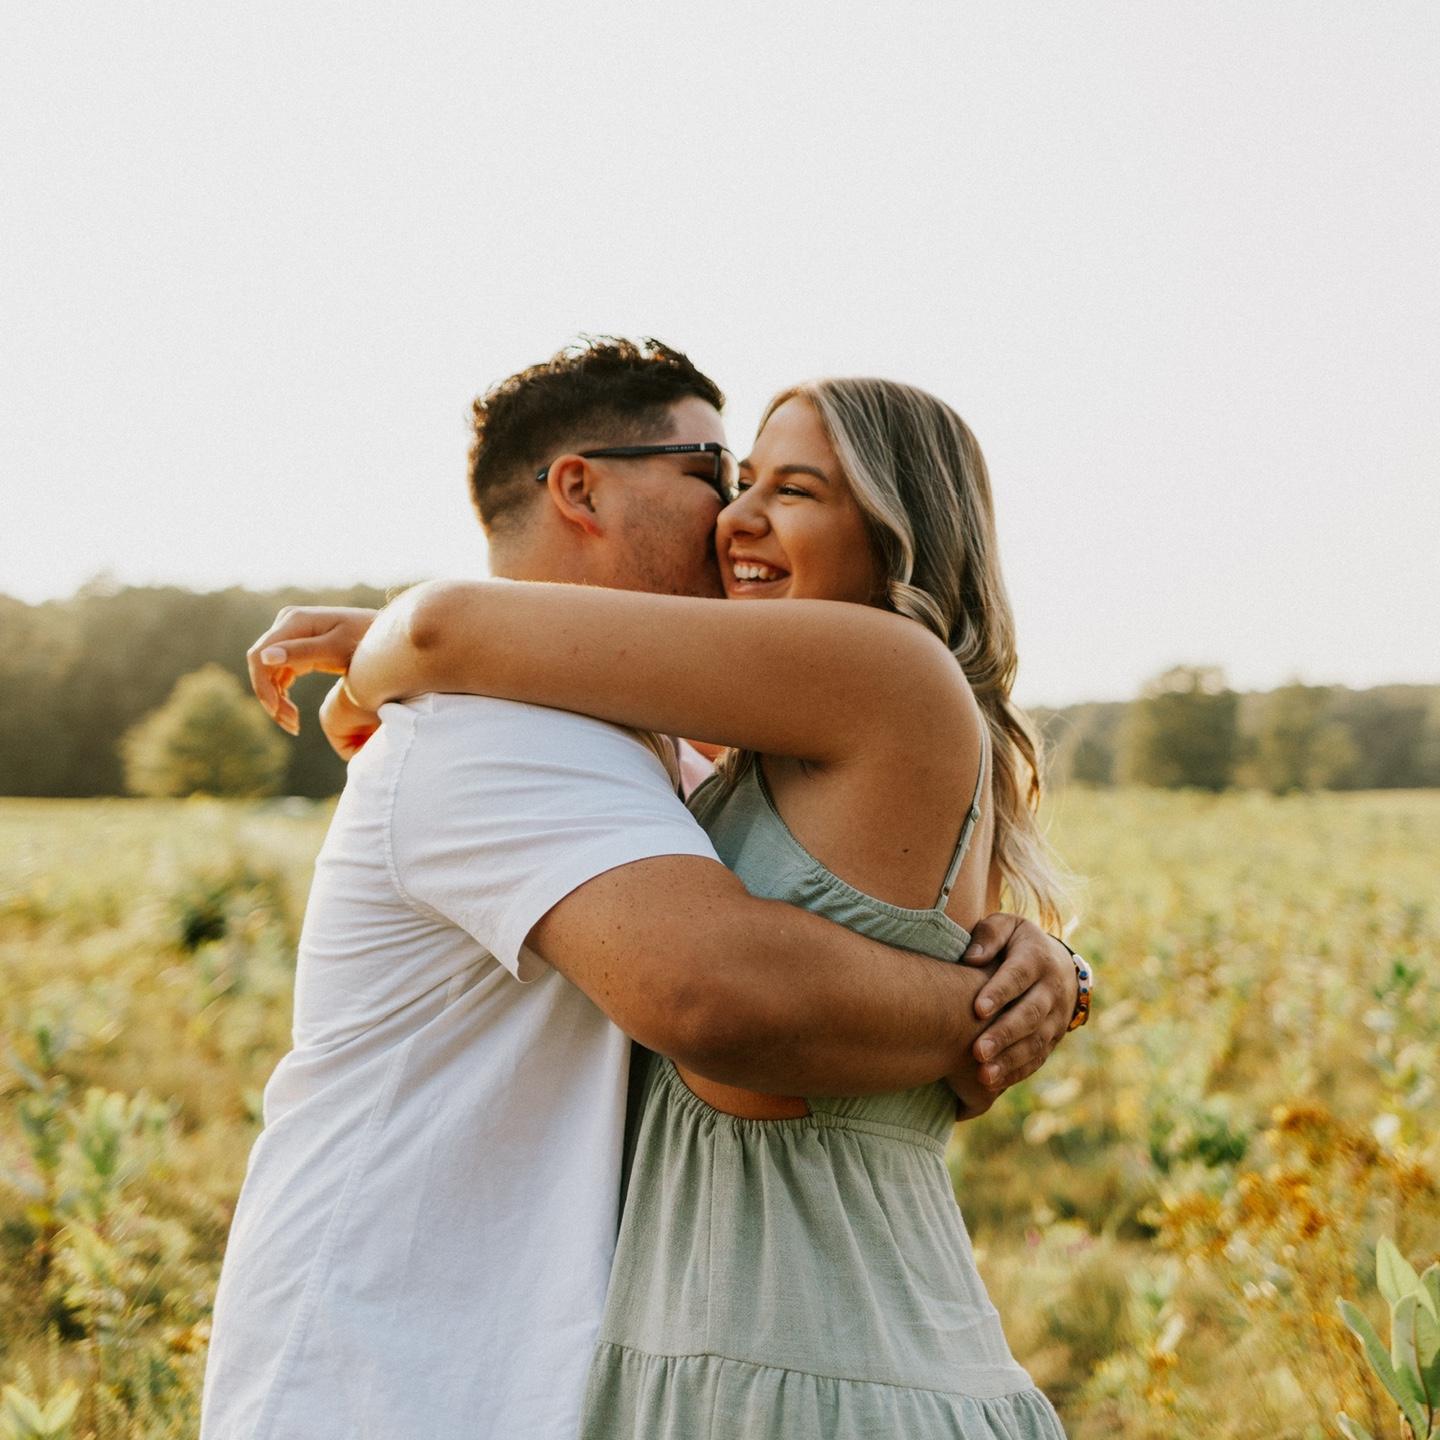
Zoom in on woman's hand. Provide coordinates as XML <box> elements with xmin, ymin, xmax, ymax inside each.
<box><xmin>961</xmin><ymin>916</ymin><xmax>1081</xmax><ymax>1092</ymax></box>
<box><xmin>246</xmin><ymin>606</ymin><xmax>380</xmax><ymax>734</ymax></box>
<box><xmin>318</xmin><ymin>677</ymin><xmax>382</xmax><ymax>760</ymax></box>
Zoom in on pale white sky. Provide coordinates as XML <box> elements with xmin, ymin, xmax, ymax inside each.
<box><xmin>3</xmin><ymin>3</ymin><xmax>1437</xmax><ymax>706</ymax></box>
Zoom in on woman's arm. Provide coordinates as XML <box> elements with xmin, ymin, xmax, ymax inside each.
<box><xmin>345</xmin><ymin>579</ymin><xmax>970</xmax><ymax>767</ymax></box>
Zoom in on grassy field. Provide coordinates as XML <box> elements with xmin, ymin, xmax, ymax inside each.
<box><xmin>2</xmin><ymin>790</ymin><xmax>1438</xmax><ymax>1439</ymax></box>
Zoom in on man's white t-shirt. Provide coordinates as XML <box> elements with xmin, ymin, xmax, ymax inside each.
<box><xmin>201</xmin><ymin>695</ymin><xmax>719</xmax><ymax>1440</ymax></box>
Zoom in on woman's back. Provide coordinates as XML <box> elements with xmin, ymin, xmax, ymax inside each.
<box><xmin>690</xmin><ymin>753</ymin><xmax>987</xmax><ymax>1137</ymax></box>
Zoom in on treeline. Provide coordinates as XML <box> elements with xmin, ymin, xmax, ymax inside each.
<box><xmin>0</xmin><ymin>581</ymin><xmax>394</xmax><ymax>797</ymax></box>
<box><xmin>2</xmin><ymin>588</ymin><xmax>1437</xmax><ymax>797</ymax></box>
<box><xmin>1036</xmin><ymin>666</ymin><xmax>1440</xmax><ymax>793</ymax></box>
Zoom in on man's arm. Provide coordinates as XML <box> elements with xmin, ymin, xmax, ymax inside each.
<box><xmin>528</xmin><ymin>853</ymin><xmax>996</xmax><ymax>1098</ymax></box>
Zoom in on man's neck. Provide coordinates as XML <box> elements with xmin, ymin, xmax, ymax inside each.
<box><xmin>487</xmin><ymin>540</ymin><xmax>609</xmax><ymax>589</ymax></box>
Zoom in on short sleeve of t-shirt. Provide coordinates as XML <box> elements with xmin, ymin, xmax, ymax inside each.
<box><xmin>384</xmin><ymin>695</ymin><xmax>720</xmax><ymax>980</ymax></box>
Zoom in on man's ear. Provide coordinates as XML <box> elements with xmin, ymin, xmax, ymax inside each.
<box><xmin>542</xmin><ymin>455</ymin><xmax>605</xmax><ymax>539</ymax></box>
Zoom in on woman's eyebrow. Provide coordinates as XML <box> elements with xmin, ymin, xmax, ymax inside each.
<box><xmin>775</xmin><ymin>464</ymin><xmax>831</xmax><ymax>484</ymax></box>
<box><xmin>736</xmin><ymin>459</ymin><xmax>831</xmax><ymax>485</ymax></box>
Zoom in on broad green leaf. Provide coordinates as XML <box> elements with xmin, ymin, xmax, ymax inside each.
<box><xmin>1389</xmin><ymin>1294</ymin><xmax>1432</xmax><ymax>1431</ymax></box>
<box><xmin>1339</xmin><ymin>1298</ymin><xmax>1402</xmax><ymax>1390</ymax></box>
<box><xmin>1377</xmin><ymin>1237</ymin><xmax>1423</xmax><ymax>1306</ymax></box>
<box><xmin>1339</xmin><ymin>1300</ymin><xmax>1429</xmax><ymax>1439</ymax></box>
<box><xmin>1416</xmin><ymin>1293</ymin><xmax>1440</xmax><ymax>1370</ymax></box>
<box><xmin>1422</xmin><ymin>1262</ymin><xmax>1440</xmax><ymax>1321</ymax></box>
<box><xmin>1335</xmin><ymin>1415</ymin><xmax>1377</xmax><ymax>1440</ymax></box>
<box><xmin>1393</xmin><ymin>1292</ymin><xmax>1420</xmax><ymax>1376</ymax></box>
<box><xmin>1418</xmin><ymin>1301</ymin><xmax>1440</xmax><ymax>1424</ymax></box>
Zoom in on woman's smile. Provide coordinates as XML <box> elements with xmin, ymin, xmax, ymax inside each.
<box><xmin>725</xmin><ymin>551</ymin><xmax>791</xmax><ymax>594</ymax></box>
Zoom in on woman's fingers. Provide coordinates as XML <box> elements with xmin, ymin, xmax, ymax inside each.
<box><xmin>247</xmin><ymin>608</ymin><xmax>339</xmax><ymax>724</ymax></box>
<box><xmin>245</xmin><ymin>607</ymin><xmax>379</xmax><ymax>733</ymax></box>
<box><xmin>246</xmin><ymin>608</ymin><xmax>302</xmax><ymax>721</ymax></box>
<box><xmin>272</xmin><ymin>667</ymin><xmax>299</xmax><ymax>736</ymax></box>
<box><xmin>258</xmin><ymin>631</ymin><xmax>357</xmax><ymax>681</ymax></box>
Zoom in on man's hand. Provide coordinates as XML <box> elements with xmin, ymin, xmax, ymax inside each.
<box><xmin>949</xmin><ymin>1064</ymin><xmax>1000</xmax><ymax>1122</ymax></box>
<box><xmin>961</xmin><ymin>916</ymin><xmax>1079</xmax><ymax>1094</ymax></box>
<box><xmin>246</xmin><ymin>606</ymin><xmax>380</xmax><ymax>735</ymax></box>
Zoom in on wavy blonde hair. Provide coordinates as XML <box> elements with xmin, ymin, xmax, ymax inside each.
<box><xmin>732</xmin><ymin>378</ymin><xmax>1072</xmax><ymax>931</ymax></box>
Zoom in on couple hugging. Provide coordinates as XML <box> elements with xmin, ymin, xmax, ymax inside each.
<box><xmin>201</xmin><ymin>338</ymin><xmax>1090</xmax><ymax>1439</ymax></box>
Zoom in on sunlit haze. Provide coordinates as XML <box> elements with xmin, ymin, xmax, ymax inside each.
<box><xmin>3</xmin><ymin>4</ymin><xmax>1436</xmax><ymax>705</ymax></box>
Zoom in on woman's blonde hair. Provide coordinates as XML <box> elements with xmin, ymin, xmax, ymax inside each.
<box><xmin>735</xmin><ymin>378</ymin><xmax>1071</xmax><ymax>931</ymax></box>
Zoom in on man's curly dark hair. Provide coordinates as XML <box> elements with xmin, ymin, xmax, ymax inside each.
<box><xmin>468</xmin><ymin>336</ymin><xmax>725</xmax><ymax>534</ymax></box>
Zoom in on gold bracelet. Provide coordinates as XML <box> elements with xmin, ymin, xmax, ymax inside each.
<box><xmin>338</xmin><ymin>674</ymin><xmax>368</xmax><ymax>710</ymax></box>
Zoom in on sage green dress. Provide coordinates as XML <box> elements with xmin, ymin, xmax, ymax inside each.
<box><xmin>579</xmin><ymin>749</ymin><xmax>1067</xmax><ymax>1439</ymax></box>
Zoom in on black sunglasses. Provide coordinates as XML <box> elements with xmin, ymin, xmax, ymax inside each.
<box><xmin>535</xmin><ymin>443</ymin><xmax>738</xmax><ymax>504</ymax></box>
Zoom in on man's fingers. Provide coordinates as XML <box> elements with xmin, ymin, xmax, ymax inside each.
<box><xmin>960</xmin><ymin>912</ymin><xmax>1022</xmax><ymax>966</ymax></box>
<box><xmin>977</xmin><ymin>1031</ymin><xmax>1052</xmax><ymax>1091</ymax></box>
<box><xmin>964</xmin><ymin>912</ymin><xmax>1029</xmax><ymax>1018</ymax></box>
<box><xmin>985</xmin><ymin>1046</ymin><xmax>1049</xmax><ymax>1092</ymax></box>
<box><xmin>973</xmin><ymin>990</ymin><xmax>1049</xmax><ymax>1062</ymax></box>
<box><xmin>973</xmin><ymin>952</ymin><xmax>1043</xmax><ymax>1021</ymax></box>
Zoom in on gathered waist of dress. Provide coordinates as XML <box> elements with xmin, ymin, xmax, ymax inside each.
<box><xmin>656</xmin><ymin>1059</ymin><xmax>953</xmax><ymax>1155</ymax></box>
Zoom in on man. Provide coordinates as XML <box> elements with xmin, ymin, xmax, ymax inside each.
<box><xmin>205</xmin><ymin>338</ymin><xmax>1084</xmax><ymax>1439</ymax></box>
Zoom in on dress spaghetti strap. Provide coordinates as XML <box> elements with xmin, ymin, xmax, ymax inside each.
<box><xmin>936</xmin><ymin>721</ymin><xmax>991</xmax><ymax>909</ymax></box>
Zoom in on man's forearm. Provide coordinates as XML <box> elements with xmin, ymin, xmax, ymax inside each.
<box><xmin>672</xmin><ymin>897</ymin><xmax>993</xmax><ymax>1096</ymax></box>
<box><xmin>529</xmin><ymin>856</ymin><xmax>992</xmax><ymax>1099</ymax></box>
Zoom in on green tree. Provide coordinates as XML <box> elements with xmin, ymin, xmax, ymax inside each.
<box><xmin>120</xmin><ymin>665</ymin><xmax>289</xmax><ymax>798</ymax></box>
<box><xmin>1335</xmin><ymin>690</ymin><xmax>1432</xmax><ymax>789</ymax></box>
<box><xmin>1122</xmin><ymin>665</ymin><xmax>1239</xmax><ymax>791</ymax></box>
<box><xmin>1253</xmin><ymin>682</ymin><xmax>1358</xmax><ymax>793</ymax></box>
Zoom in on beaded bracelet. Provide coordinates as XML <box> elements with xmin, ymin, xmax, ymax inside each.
<box><xmin>1056</xmin><ymin>939</ymin><xmax>1093</xmax><ymax>1032</ymax></box>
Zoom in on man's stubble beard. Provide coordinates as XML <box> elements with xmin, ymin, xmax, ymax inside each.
<box><xmin>618</xmin><ymin>508</ymin><xmax>725</xmax><ymax>600</ymax></box>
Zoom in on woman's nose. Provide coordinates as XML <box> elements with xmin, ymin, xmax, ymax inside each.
<box><xmin>719</xmin><ymin>489</ymin><xmax>769</xmax><ymax>537</ymax></box>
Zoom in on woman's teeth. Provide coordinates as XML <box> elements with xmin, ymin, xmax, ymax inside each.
<box><xmin>732</xmin><ymin>562</ymin><xmax>786</xmax><ymax>582</ymax></box>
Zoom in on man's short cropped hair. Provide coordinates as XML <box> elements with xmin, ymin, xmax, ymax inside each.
<box><xmin>468</xmin><ymin>336</ymin><xmax>726</xmax><ymax>533</ymax></box>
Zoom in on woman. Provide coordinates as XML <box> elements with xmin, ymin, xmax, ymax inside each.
<box><xmin>310</xmin><ymin>380</ymin><xmax>1072</xmax><ymax>1436</ymax></box>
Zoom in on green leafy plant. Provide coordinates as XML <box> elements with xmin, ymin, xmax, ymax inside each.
<box><xmin>4</xmin><ymin>1015</ymin><xmax>77</xmax><ymax>1275</ymax></box>
<box><xmin>1337</xmin><ymin>1237</ymin><xmax>1440</xmax><ymax>1439</ymax></box>
<box><xmin>0</xmin><ymin>1382</ymin><xmax>79</xmax><ymax>1440</ymax></box>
